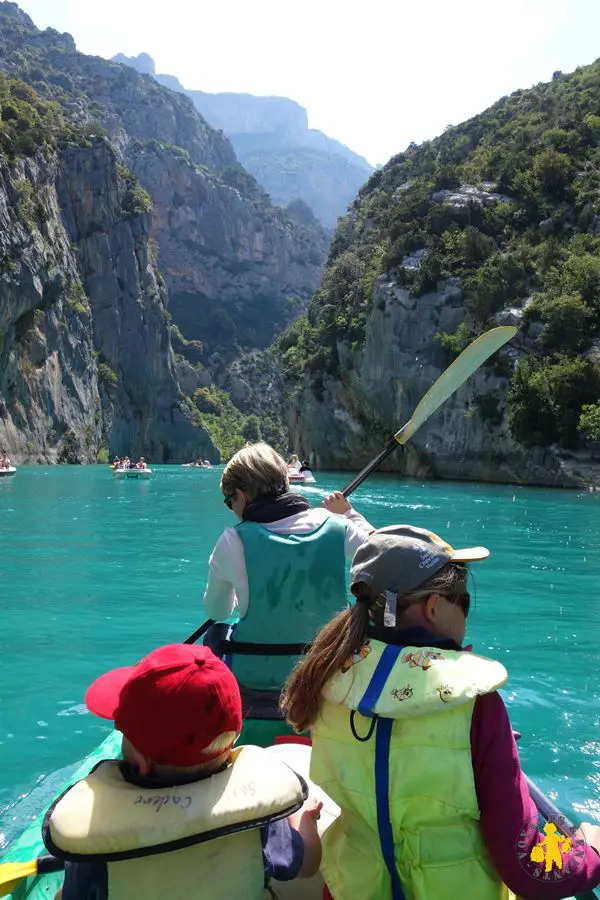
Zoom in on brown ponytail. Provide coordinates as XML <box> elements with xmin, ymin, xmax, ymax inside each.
<box><xmin>280</xmin><ymin>601</ymin><xmax>370</xmax><ymax>733</ymax></box>
<box><xmin>281</xmin><ymin>562</ymin><xmax>469</xmax><ymax>733</ymax></box>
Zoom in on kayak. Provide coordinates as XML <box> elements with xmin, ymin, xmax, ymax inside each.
<box><xmin>0</xmin><ymin>728</ymin><xmax>333</xmax><ymax>900</ymax></box>
<box><xmin>1</xmin><ymin>719</ymin><xmax>597</xmax><ymax>900</ymax></box>
<box><xmin>0</xmin><ymin>467</ymin><xmax>16</xmax><ymax>477</ymax></box>
<box><xmin>113</xmin><ymin>467</ymin><xmax>152</xmax><ymax>479</ymax></box>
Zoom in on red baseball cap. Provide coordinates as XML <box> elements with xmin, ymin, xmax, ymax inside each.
<box><xmin>85</xmin><ymin>644</ymin><xmax>242</xmax><ymax>767</ymax></box>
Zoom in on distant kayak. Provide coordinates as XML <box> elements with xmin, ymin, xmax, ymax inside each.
<box><xmin>0</xmin><ymin>466</ymin><xmax>16</xmax><ymax>477</ymax></box>
<box><xmin>113</xmin><ymin>467</ymin><xmax>152</xmax><ymax>479</ymax></box>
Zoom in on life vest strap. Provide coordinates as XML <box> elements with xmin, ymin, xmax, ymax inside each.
<box><xmin>219</xmin><ymin>640</ymin><xmax>311</xmax><ymax>656</ymax></box>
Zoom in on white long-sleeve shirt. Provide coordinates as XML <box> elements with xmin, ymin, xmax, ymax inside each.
<box><xmin>201</xmin><ymin>507</ymin><xmax>373</xmax><ymax>623</ymax></box>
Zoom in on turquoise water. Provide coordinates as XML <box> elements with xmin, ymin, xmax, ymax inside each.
<box><xmin>1</xmin><ymin>465</ymin><xmax>600</xmax><ymax>849</ymax></box>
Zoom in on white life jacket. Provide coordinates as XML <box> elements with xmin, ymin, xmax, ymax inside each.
<box><xmin>43</xmin><ymin>745</ymin><xmax>307</xmax><ymax>900</ymax></box>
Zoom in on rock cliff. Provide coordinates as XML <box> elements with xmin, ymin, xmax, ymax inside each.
<box><xmin>0</xmin><ymin>3</ymin><xmax>329</xmax><ymax>462</ymax></box>
<box><xmin>287</xmin><ymin>278</ymin><xmax>578</xmax><ymax>486</ymax></box>
<box><xmin>127</xmin><ymin>143</ymin><xmax>326</xmax><ymax>362</ymax></box>
<box><xmin>113</xmin><ymin>52</ymin><xmax>372</xmax><ymax>228</ymax></box>
<box><xmin>0</xmin><ymin>131</ymin><xmax>216</xmax><ymax>463</ymax></box>
<box><xmin>281</xmin><ymin>60</ymin><xmax>600</xmax><ymax>487</ymax></box>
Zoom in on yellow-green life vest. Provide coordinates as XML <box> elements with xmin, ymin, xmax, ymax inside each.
<box><xmin>43</xmin><ymin>745</ymin><xmax>306</xmax><ymax>900</ymax></box>
<box><xmin>310</xmin><ymin>639</ymin><xmax>515</xmax><ymax>900</ymax></box>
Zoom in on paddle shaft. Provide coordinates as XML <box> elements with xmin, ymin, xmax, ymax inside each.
<box><xmin>340</xmin><ymin>325</ymin><xmax>517</xmax><ymax>497</ymax></box>
<box><xmin>184</xmin><ymin>620</ymin><xmax>214</xmax><ymax>644</ymax></box>
<box><xmin>340</xmin><ymin>436</ymin><xmax>399</xmax><ymax>498</ymax></box>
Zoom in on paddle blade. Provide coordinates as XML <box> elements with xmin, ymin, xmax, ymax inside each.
<box><xmin>394</xmin><ymin>325</ymin><xmax>517</xmax><ymax>445</ymax></box>
<box><xmin>0</xmin><ymin>860</ymin><xmax>38</xmax><ymax>898</ymax></box>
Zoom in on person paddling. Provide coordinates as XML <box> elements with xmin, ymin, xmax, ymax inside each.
<box><xmin>281</xmin><ymin>525</ymin><xmax>600</xmax><ymax>900</ymax></box>
<box><xmin>201</xmin><ymin>442</ymin><xmax>373</xmax><ymax>743</ymax></box>
<box><xmin>48</xmin><ymin>644</ymin><xmax>323</xmax><ymax>900</ymax></box>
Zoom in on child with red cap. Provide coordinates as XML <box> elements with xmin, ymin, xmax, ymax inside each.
<box><xmin>45</xmin><ymin>644</ymin><xmax>322</xmax><ymax>900</ymax></box>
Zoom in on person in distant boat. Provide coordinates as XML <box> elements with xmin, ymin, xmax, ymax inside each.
<box><xmin>49</xmin><ymin>644</ymin><xmax>323</xmax><ymax>900</ymax></box>
<box><xmin>137</xmin><ymin>457</ymin><xmax>146</xmax><ymax>469</ymax></box>
<box><xmin>299</xmin><ymin>459</ymin><xmax>314</xmax><ymax>480</ymax></box>
<box><xmin>281</xmin><ymin>525</ymin><xmax>600</xmax><ymax>900</ymax></box>
<box><xmin>288</xmin><ymin>453</ymin><xmax>301</xmax><ymax>472</ymax></box>
<box><xmin>0</xmin><ymin>451</ymin><xmax>9</xmax><ymax>469</ymax></box>
<box><xmin>201</xmin><ymin>442</ymin><xmax>373</xmax><ymax>743</ymax></box>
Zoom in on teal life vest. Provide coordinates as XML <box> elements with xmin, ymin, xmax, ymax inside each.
<box><xmin>225</xmin><ymin>515</ymin><xmax>348</xmax><ymax>690</ymax></box>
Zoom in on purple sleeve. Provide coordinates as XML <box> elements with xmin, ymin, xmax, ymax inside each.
<box><xmin>261</xmin><ymin>819</ymin><xmax>304</xmax><ymax>882</ymax></box>
<box><xmin>471</xmin><ymin>691</ymin><xmax>600</xmax><ymax>899</ymax></box>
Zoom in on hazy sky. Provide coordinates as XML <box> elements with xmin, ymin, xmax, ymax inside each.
<box><xmin>14</xmin><ymin>0</ymin><xmax>600</xmax><ymax>166</ymax></box>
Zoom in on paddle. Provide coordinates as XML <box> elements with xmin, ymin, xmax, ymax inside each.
<box><xmin>340</xmin><ymin>324</ymin><xmax>517</xmax><ymax>497</ymax></box>
<box><xmin>186</xmin><ymin>325</ymin><xmax>517</xmax><ymax>643</ymax></box>
<box><xmin>0</xmin><ymin>855</ymin><xmax>63</xmax><ymax>897</ymax></box>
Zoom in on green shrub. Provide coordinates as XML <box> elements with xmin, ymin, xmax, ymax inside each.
<box><xmin>436</xmin><ymin>321</ymin><xmax>474</xmax><ymax>358</ymax></box>
<box><xmin>241</xmin><ymin>415</ymin><xmax>262</xmax><ymax>443</ymax></box>
<box><xmin>97</xmin><ymin>447</ymin><xmax>110</xmax><ymax>464</ymax></box>
<box><xmin>118</xmin><ymin>164</ymin><xmax>153</xmax><ymax>217</ymax></box>
<box><xmin>531</xmin><ymin>149</ymin><xmax>572</xmax><ymax>195</ymax></box>
<box><xmin>14</xmin><ymin>178</ymin><xmax>36</xmax><ymax>230</ymax></box>
<box><xmin>98</xmin><ymin>362</ymin><xmax>118</xmax><ymax>391</ymax></box>
<box><xmin>530</xmin><ymin>293</ymin><xmax>593</xmax><ymax>354</ymax></box>
<box><xmin>579</xmin><ymin>403</ymin><xmax>600</xmax><ymax>441</ymax></box>
<box><xmin>66</xmin><ymin>281</ymin><xmax>90</xmax><ymax>315</ymax></box>
<box><xmin>508</xmin><ymin>356</ymin><xmax>600</xmax><ymax>448</ymax></box>
<box><xmin>464</xmin><ymin>251</ymin><xmax>532</xmax><ymax>323</ymax></box>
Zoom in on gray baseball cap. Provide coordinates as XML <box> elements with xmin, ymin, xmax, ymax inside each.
<box><xmin>350</xmin><ymin>524</ymin><xmax>489</xmax><ymax>599</ymax></box>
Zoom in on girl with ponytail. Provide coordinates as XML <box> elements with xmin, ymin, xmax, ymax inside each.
<box><xmin>281</xmin><ymin>525</ymin><xmax>600</xmax><ymax>900</ymax></box>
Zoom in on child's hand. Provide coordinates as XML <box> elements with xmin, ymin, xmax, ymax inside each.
<box><xmin>302</xmin><ymin>796</ymin><xmax>323</xmax><ymax>821</ymax></box>
<box><xmin>322</xmin><ymin>491</ymin><xmax>351</xmax><ymax>514</ymax></box>
<box><xmin>292</xmin><ymin>797</ymin><xmax>324</xmax><ymax>877</ymax></box>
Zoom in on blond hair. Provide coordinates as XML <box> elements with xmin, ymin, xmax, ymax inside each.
<box><xmin>221</xmin><ymin>442</ymin><xmax>289</xmax><ymax>502</ymax></box>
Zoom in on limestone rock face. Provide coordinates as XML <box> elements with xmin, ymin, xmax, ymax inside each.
<box><xmin>113</xmin><ymin>51</ymin><xmax>373</xmax><ymax>228</ymax></box>
<box><xmin>128</xmin><ymin>145</ymin><xmax>326</xmax><ymax>355</ymax></box>
<box><xmin>0</xmin><ymin>141</ymin><xmax>216</xmax><ymax>464</ymax></box>
<box><xmin>0</xmin><ymin>2</ymin><xmax>329</xmax><ymax>462</ymax></box>
<box><xmin>288</xmin><ymin>278</ymin><xmax>578</xmax><ymax>487</ymax></box>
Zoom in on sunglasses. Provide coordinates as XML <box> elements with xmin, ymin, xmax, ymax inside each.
<box><xmin>223</xmin><ymin>493</ymin><xmax>235</xmax><ymax>510</ymax></box>
<box><xmin>447</xmin><ymin>591</ymin><xmax>471</xmax><ymax>617</ymax></box>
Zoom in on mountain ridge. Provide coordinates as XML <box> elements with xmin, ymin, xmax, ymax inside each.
<box><xmin>0</xmin><ymin>2</ymin><xmax>327</xmax><ymax>462</ymax></box>
<box><xmin>112</xmin><ymin>52</ymin><xmax>372</xmax><ymax>227</ymax></box>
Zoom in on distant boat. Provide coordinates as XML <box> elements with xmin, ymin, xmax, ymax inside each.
<box><xmin>113</xmin><ymin>467</ymin><xmax>152</xmax><ymax>479</ymax></box>
<box><xmin>0</xmin><ymin>466</ymin><xmax>16</xmax><ymax>478</ymax></box>
<box><xmin>289</xmin><ymin>470</ymin><xmax>316</xmax><ymax>485</ymax></box>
